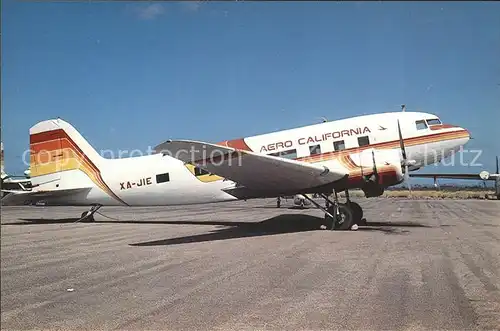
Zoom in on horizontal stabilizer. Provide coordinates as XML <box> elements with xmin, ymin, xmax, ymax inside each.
<box><xmin>1</xmin><ymin>187</ymin><xmax>92</xmax><ymax>206</ymax></box>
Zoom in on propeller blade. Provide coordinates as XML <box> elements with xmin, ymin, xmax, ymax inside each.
<box><xmin>397</xmin><ymin>119</ymin><xmax>407</xmax><ymax>164</ymax></box>
<box><xmin>405</xmin><ymin>164</ymin><xmax>411</xmax><ymax>193</ymax></box>
<box><xmin>371</xmin><ymin>149</ymin><xmax>379</xmax><ymax>183</ymax></box>
<box><xmin>496</xmin><ymin>156</ymin><xmax>499</xmax><ymax>174</ymax></box>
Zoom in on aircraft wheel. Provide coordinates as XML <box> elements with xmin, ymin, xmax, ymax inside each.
<box><xmin>325</xmin><ymin>204</ymin><xmax>354</xmax><ymax>230</ymax></box>
<box><xmin>348</xmin><ymin>202</ymin><xmax>363</xmax><ymax>224</ymax></box>
<box><xmin>81</xmin><ymin>211</ymin><xmax>95</xmax><ymax>222</ymax></box>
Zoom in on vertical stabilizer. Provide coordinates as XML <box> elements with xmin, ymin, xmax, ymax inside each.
<box><xmin>29</xmin><ymin>118</ymin><xmax>105</xmax><ymax>188</ymax></box>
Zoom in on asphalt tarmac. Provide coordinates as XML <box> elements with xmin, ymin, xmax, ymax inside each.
<box><xmin>1</xmin><ymin>198</ymin><xmax>499</xmax><ymax>330</ymax></box>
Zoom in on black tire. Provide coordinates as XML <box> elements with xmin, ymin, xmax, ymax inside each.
<box><xmin>325</xmin><ymin>203</ymin><xmax>354</xmax><ymax>230</ymax></box>
<box><xmin>348</xmin><ymin>202</ymin><xmax>363</xmax><ymax>224</ymax></box>
<box><xmin>81</xmin><ymin>211</ymin><xmax>95</xmax><ymax>222</ymax></box>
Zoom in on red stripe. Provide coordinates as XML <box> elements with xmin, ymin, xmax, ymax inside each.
<box><xmin>216</xmin><ymin>138</ymin><xmax>253</xmax><ymax>151</ymax></box>
<box><xmin>297</xmin><ymin>130</ymin><xmax>468</xmax><ymax>163</ymax></box>
<box><xmin>30</xmin><ymin>129</ymin><xmax>128</xmax><ymax>206</ymax></box>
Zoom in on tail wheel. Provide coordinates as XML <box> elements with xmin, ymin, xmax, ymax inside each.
<box><xmin>348</xmin><ymin>202</ymin><xmax>363</xmax><ymax>224</ymax></box>
<box><xmin>325</xmin><ymin>203</ymin><xmax>354</xmax><ymax>230</ymax></box>
<box><xmin>81</xmin><ymin>211</ymin><xmax>95</xmax><ymax>222</ymax></box>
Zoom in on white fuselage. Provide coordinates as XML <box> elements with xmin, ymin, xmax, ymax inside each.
<box><xmin>28</xmin><ymin>111</ymin><xmax>470</xmax><ymax>206</ymax></box>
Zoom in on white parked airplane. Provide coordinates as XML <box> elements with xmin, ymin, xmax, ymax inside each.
<box><xmin>1</xmin><ymin>142</ymin><xmax>32</xmax><ymax>196</ymax></box>
<box><xmin>409</xmin><ymin>155</ymin><xmax>500</xmax><ymax>199</ymax></box>
<box><xmin>2</xmin><ymin>110</ymin><xmax>470</xmax><ymax>229</ymax></box>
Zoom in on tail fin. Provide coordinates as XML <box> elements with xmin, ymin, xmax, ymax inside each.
<box><xmin>29</xmin><ymin>118</ymin><xmax>105</xmax><ymax>186</ymax></box>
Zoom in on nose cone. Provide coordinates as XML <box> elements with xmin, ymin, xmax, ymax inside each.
<box><xmin>460</xmin><ymin>126</ymin><xmax>471</xmax><ymax>139</ymax></box>
<box><xmin>453</xmin><ymin>127</ymin><xmax>471</xmax><ymax>154</ymax></box>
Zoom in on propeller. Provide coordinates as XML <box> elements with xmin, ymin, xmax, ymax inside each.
<box><xmin>397</xmin><ymin>119</ymin><xmax>411</xmax><ymax>193</ymax></box>
<box><xmin>371</xmin><ymin>148</ymin><xmax>379</xmax><ymax>184</ymax></box>
<box><xmin>496</xmin><ymin>156</ymin><xmax>499</xmax><ymax>174</ymax></box>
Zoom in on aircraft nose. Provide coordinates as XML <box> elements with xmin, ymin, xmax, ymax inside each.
<box><xmin>462</xmin><ymin>127</ymin><xmax>471</xmax><ymax>140</ymax></box>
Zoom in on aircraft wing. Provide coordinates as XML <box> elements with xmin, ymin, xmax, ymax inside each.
<box><xmin>155</xmin><ymin>140</ymin><xmax>347</xmax><ymax>195</ymax></box>
<box><xmin>409</xmin><ymin>173</ymin><xmax>498</xmax><ymax>181</ymax></box>
<box><xmin>1</xmin><ymin>188</ymin><xmax>92</xmax><ymax>206</ymax></box>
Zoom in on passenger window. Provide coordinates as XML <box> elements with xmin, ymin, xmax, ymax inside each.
<box><xmin>194</xmin><ymin>167</ymin><xmax>209</xmax><ymax>176</ymax></box>
<box><xmin>280</xmin><ymin>149</ymin><xmax>297</xmax><ymax>159</ymax></box>
<box><xmin>426</xmin><ymin>118</ymin><xmax>442</xmax><ymax>126</ymax></box>
<box><xmin>358</xmin><ymin>136</ymin><xmax>370</xmax><ymax>147</ymax></box>
<box><xmin>309</xmin><ymin>144</ymin><xmax>321</xmax><ymax>155</ymax></box>
<box><xmin>333</xmin><ymin>140</ymin><xmax>345</xmax><ymax>151</ymax></box>
<box><xmin>156</xmin><ymin>173</ymin><xmax>170</xmax><ymax>183</ymax></box>
<box><xmin>415</xmin><ymin>120</ymin><xmax>428</xmax><ymax>130</ymax></box>
<box><xmin>269</xmin><ymin>149</ymin><xmax>297</xmax><ymax>159</ymax></box>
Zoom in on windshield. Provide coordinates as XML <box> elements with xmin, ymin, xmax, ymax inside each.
<box><xmin>426</xmin><ymin>118</ymin><xmax>442</xmax><ymax>126</ymax></box>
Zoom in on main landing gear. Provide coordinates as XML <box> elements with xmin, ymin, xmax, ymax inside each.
<box><xmin>302</xmin><ymin>190</ymin><xmax>365</xmax><ymax>230</ymax></box>
<box><xmin>77</xmin><ymin>204</ymin><xmax>102</xmax><ymax>223</ymax></box>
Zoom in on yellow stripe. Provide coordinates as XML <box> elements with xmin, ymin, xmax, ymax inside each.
<box><xmin>184</xmin><ymin>164</ymin><xmax>223</xmax><ymax>183</ymax></box>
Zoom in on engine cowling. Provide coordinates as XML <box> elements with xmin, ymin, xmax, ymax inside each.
<box><xmin>293</xmin><ymin>194</ymin><xmax>312</xmax><ymax>206</ymax></box>
<box><xmin>344</xmin><ymin>148</ymin><xmax>405</xmax><ymax>197</ymax></box>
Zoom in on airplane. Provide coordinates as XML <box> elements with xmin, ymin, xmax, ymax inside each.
<box><xmin>1</xmin><ymin>109</ymin><xmax>470</xmax><ymax>230</ymax></box>
<box><xmin>1</xmin><ymin>142</ymin><xmax>32</xmax><ymax>196</ymax></box>
<box><xmin>156</xmin><ymin>108</ymin><xmax>470</xmax><ymax>229</ymax></box>
<box><xmin>276</xmin><ymin>194</ymin><xmax>313</xmax><ymax>208</ymax></box>
<box><xmin>409</xmin><ymin>156</ymin><xmax>500</xmax><ymax>199</ymax></box>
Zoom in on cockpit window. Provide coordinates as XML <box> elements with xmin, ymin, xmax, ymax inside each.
<box><xmin>415</xmin><ymin>120</ymin><xmax>428</xmax><ymax>130</ymax></box>
<box><xmin>426</xmin><ymin>118</ymin><xmax>442</xmax><ymax>126</ymax></box>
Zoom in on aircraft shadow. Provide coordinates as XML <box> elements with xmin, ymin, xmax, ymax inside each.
<box><xmin>8</xmin><ymin>216</ymin><xmax>432</xmax><ymax>246</ymax></box>
<box><xmin>129</xmin><ymin>217</ymin><xmax>431</xmax><ymax>246</ymax></box>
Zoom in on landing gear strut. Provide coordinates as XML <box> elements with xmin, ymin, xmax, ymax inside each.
<box><xmin>77</xmin><ymin>204</ymin><xmax>102</xmax><ymax>223</ymax></box>
<box><xmin>302</xmin><ymin>191</ymin><xmax>355</xmax><ymax>230</ymax></box>
<box><xmin>302</xmin><ymin>190</ymin><xmax>366</xmax><ymax>230</ymax></box>
<box><xmin>344</xmin><ymin>190</ymin><xmax>365</xmax><ymax>225</ymax></box>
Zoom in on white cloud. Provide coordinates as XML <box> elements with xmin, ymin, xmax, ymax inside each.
<box><xmin>137</xmin><ymin>3</ymin><xmax>166</xmax><ymax>20</ymax></box>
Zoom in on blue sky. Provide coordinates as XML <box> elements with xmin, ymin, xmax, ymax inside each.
<box><xmin>2</xmin><ymin>1</ymin><xmax>499</xmax><ymax>183</ymax></box>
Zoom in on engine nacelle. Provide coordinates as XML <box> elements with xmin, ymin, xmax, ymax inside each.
<box><xmin>362</xmin><ymin>181</ymin><xmax>385</xmax><ymax>198</ymax></box>
<box><xmin>344</xmin><ymin>148</ymin><xmax>405</xmax><ymax>196</ymax></box>
<box><xmin>293</xmin><ymin>194</ymin><xmax>312</xmax><ymax>206</ymax></box>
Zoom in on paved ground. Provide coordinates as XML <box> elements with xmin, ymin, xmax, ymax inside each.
<box><xmin>1</xmin><ymin>198</ymin><xmax>499</xmax><ymax>331</ymax></box>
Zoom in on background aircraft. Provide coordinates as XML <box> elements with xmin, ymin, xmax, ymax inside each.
<box><xmin>276</xmin><ymin>194</ymin><xmax>313</xmax><ymax>208</ymax></box>
<box><xmin>1</xmin><ymin>142</ymin><xmax>32</xmax><ymax>196</ymax></box>
<box><xmin>409</xmin><ymin>156</ymin><xmax>500</xmax><ymax>199</ymax></box>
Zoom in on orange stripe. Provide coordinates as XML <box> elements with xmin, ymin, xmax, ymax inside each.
<box><xmin>30</xmin><ymin>129</ymin><xmax>128</xmax><ymax>206</ymax></box>
<box><xmin>30</xmin><ymin>140</ymin><xmax>64</xmax><ymax>153</ymax></box>
<box><xmin>297</xmin><ymin>130</ymin><xmax>468</xmax><ymax>163</ymax></box>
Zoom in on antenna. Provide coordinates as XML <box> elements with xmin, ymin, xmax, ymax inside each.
<box><xmin>401</xmin><ymin>104</ymin><xmax>406</xmax><ymax>112</ymax></box>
